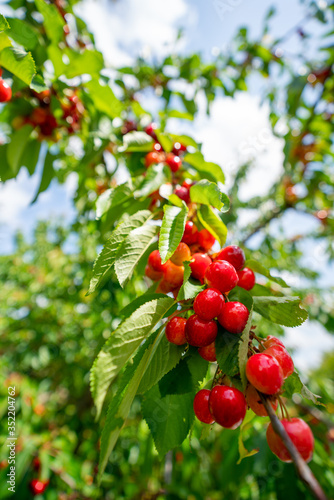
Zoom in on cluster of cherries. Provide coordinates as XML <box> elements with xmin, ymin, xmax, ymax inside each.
<box><xmin>144</xmin><ymin>122</ymin><xmax>186</xmax><ymax>173</ymax></box>
<box><xmin>0</xmin><ymin>69</ymin><xmax>12</xmax><ymax>103</ymax></box>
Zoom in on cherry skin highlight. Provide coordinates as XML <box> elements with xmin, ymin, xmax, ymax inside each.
<box><xmin>165</xmin><ymin>317</ymin><xmax>187</xmax><ymax>345</ymax></box>
<box><xmin>193</xmin><ymin>389</ymin><xmax>215</xmax><ymax>424</ymax></box>
<box><xmin>148</xmin><ymin>250</ymin><xmax>166</xmax><ymax>272</ymax></box>
<box><xmin>170</xmin><ymin>242</ymin><xmax>191</xmax><ymax>266</ymax></box>
<box><xmin>182</xmin><ymin>221</ymin><xmax>199</xmax><ymax>245</ymax></box>
<box><xmin>266</xmin><ymin>418</ymin><xmax>314</xmax><ymax>463</ymax></box>
<box><xmin>190</xmin><ymin>253</ymin><xmax>212</xmax><ymax>281</ymax></box>
<box><xmin>245</xmin><ymin>384</ymin><xmax>278</xmax><ymax>417</ymax></box>
<box><xmin>166</xmin><ymin>153</ymin><xmax>182</xmax><ymax>172</ymax></box>
<box><xmin>193</xmin><ymin>288</ymin><xmax>224</xmax><ymax>321</ymax></box>
<box><xmin>198</xmin><ymin>342</ymin><xmax>216</xmax><ymax>362</ymax></box>
<box><xmin>30</xmin><ymin>479</ymin><xmax>48</xmax><ymax>495</ymax></box>
<box><xmin>246</xmin><ymin>353</ymin><xmax>284</xmax><ymax>395</ymax></box>
<box><xmin>237</xmin><ymin>267</ymin><xmax>256</xmax><ymax>290</ymax></box>
<box><xmin>185</xmin><ymin>314</ymin><xmax>218</xmax><ymax>347</ymax></box>
<box><xmin>215</xmin><ymin>245</ymin><xmax>245</xmax><ymax>271</ymax></box>
<box><xmin>0</xmin><ymin>79</ymin><xmax>12</xmax><ymax>103</ymax></box>
<box><xmin>198</xmin><ymin>229</ymin><xmax>216</xmax><ymax>251</ymax></box>
<box><xmin>218</xmin><ymin>301</ymin><xmax>249</xmax><ymax>334</ymax></box>
<box><xmin>264</xmin><ymin>345</ymin><xmax>294</xmax><ymax>379</ymax></box>
<box><xmin>205</xmin><ymin>260</ymin><xmax>239</xmax><ymax>293</ymax></box>
<box><xmin>209</xmin><ymin>385</ymin><xmax>247</xmax><ymax>429</ymax></box>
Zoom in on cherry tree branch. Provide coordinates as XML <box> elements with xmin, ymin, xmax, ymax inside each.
<box><xmin>259</xmin><ymin>393</ymin><xmax>328</xmax><ymax>500</ymax></box>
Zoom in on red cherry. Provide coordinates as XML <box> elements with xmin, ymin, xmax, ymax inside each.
<box><xmin>148</xmin><ymin>250</ymin><xmax>166</xmax><ymax>273</ymax></box>
<box><xmin>165</xmin><ymin>317</ymin><xmax>187</xmax><ymax>345</ymax></box>
<box><xmin>237</xmin><ymin>267</ymin><xmax>256</xmax><ymax>290</ymax></box>
<box><xmin>185</xmin><ymin>314</ymin><xmax>218</xmax><ymax>347</ymax></box>
<box><xmin>193</xmin><ymin>389</ymin><xmax>215</xmax><ymax>424</ymax></box>
<box><xmin>198</xmin><ymin>229</ymin><xmax>215</xmax><ymax>251</ymax></box>
<box><xmin>30</xmin><ymin>479</ymin><xmax>48</xmax><ymax>495</ymax></box>
<box><xmin>205</xmin><ymin>260</ymin><xmax>239</xmax><ymax>293</ymax></box>
<box><xmin>209</xmin><ymin>385</ymin><xmax>247</xmax><ymax>429</ymax></box>
<box><xmin>156</xmin><ymin>279</ymin><xmax>176</xmax><ymax>294</ymax></box>
<box><xmin>245</xmin><ymin>384</ymin><xmax>278</xmax><ymax>417</ymax></box>
<box><xmin>263</xmin><ymin>336</ymin><xmax>285</xmax><ymax>349</ymax></box>
<box><xmin>194</xmin><ymin>288</ymin><xmax>224</xmax><ymax>321</ymax></box>
<box><xmin>172</xmin><ymin>142</ymin><xmax>187</xmax><ymax>155</ymax></box>
<box><xmin>145</xmin><ymin>264</ymin><xmax>163</xmax><ymax>281</ymax></box>
<box><xmin>246</xmin><ymin>353</ymin><xmax>284</xmax><ymax>395</ymax></box>
<box><xmin>266</xmin><ymin>418</ymin><xmax>314</xmax><ymax>463</ymax></box>
<box><xmin>163</xmin><ymin>261</ymin><xmax>184</xmax><ymax>288</ymax></box>
<box><xmin>264</xmin><ymin>345</ymin><xmax>294</xmax><ymax>379</ymax></box>
<box><xmin>175</xmin><ymin>186</ymin><xmax>190</xmax><ymax>204</ymax></box>
<box><xmin>166</xmin><ymin>153</ymin><xmax>182</xmax><ymax>172</ymax></box>
<box><xmin>215</xmin><ymin>245</ymin><xmax>245</xmax><ymax>271</ymax></box>
<box><xmin>198</xmin><ymin>341</ymin><xmax>216</xmax><ymax>362</ymax></box>
<box><xmin>217</xmin><ymin>301</ymin><xmax>249</xmax><ymax>334</ymax></box>
<box><xmin>0</xmin><ymin>79</ymin><xmax>12</xmax><ymax>103</ymax></box>
<box><xmin>189</xmin><ymin>253</ymin><xmax>212</xmax><ymax>281</ymax></box>
<box><xmin>32</xmin><ymin>457</ymin><xmax>41</xmax><ymax>471</ymax></box>
<box><xmin>145</xmin><ymin>122</ymin><xmax>158</xmax><ymax>140</ymax></box>
<box><xmin>145</xmin><ymin>151</ymin><xmax>164</xmax><ymax>168</ymax></box>
<box><xmin>182</xmin><ymin>221</ymin><xmax>199</xmax><ymax>245</ymax></box>
<box><xmin>153</xmin><ymin>142</ymin><xmax>163</xmax><ymax>152</ymax></box>
<box><xmin>170</xmin><ymin>242</ymin><xmax>191</xmax><ymax>266</ymax></box>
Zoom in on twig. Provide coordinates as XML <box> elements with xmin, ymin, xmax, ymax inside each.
<box><xmin>241</xmin><ymin>207</ymin><xmax>285</xmax><ymax>245</ymax></box>
<box><xmin>259</xmin><ymin>393</ymin><xmax>328</xmax><ymax>500</ymax></box>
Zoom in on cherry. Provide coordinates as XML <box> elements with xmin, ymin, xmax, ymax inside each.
<box><xmin>215</xmin><ymin>245</ymin><xmax>245</xmax><ymax>271</ymax></box>
<box><xmin>172</xmin><ymin>142</ymin><xmax>187</xmax><ymax>155</ymax></box>
<box><xmin>163</xmin><ymin>261</ymin><xmax>184</xmax><ymax>288</ymax></box>
<box><xmin>145</xmin><ymin>264</ymin><xmax>162</xmax><ymax>281</ymax></box>
<box><xmin>175</xmin><ymin>186</ymin><xmax>190</xmax><ymax>204</ymax></box>
<box><xmin>189</xmin><ymin>253</ymin><xmax>212</xmax><ymax>281</ymax></box>
<box><xmin>0</xmin><ymin>79</ymin><xmax>12</xmax><ymax>103</ymax></box>
<box><xmin>182</xmin><ymin>221</ymin><xmax>199</xmax><ymax>245</ymax></box>
<box><xmin>165</xmin><ymin>317</ymin><xmax>187</xmax><ymax>345</ymax></box>
<box><xmin>218</xmin><ymin>301</ymin><xmax>249</xmax><ymax>334</ymax></box>
<box><xmin>266</xmin><ymin>418</ymin><xmax>314</xmax><ymax>463</ymax></box>
<box><xmin>209</xmin><ymin>385</ymin><xmax>247</xmax><ymax>429</ymax></box>
<box><xmin>193</xmin><ymin>389</ymin><xmax>215</xmax><ymax>424</ymax></box>
<box><xmin>185</xmin><ymin>314</ymin><xmax>218</xmax><ymax>347</ymax></box>
<box><xmin>198</xmin><ymin>229</ymin><xmax>215</xmax><ymax>251</ymax></box>
<box><xmin>170</xmin><ymin>242</ymin><xmax>191</xmax><ymax>266</ymax></box>
<box><xmin>198</xmin><ymin>341</ymin><xmax>216</xmax><ymax>362</ymax></box>
<box><xmin>145</xmin><ymin>151</ymin><xmax>164</xmax><ymax>168</ymax></box>
<box><xmin>264</xmin><ymin>345</ymin><xmax>294</xmax><ymax>379</ymax></box>
<box><xmin>194</xmin><ymin>288</ymin><xmax>224</xmax><ymax>321</ymax></box>
<box><xmin>156</xmin><ymin>279</ymin><xmax>176</xmax><ymax>294</ymax></box>
<box><xmin>166</xmin><ymin>153</ymin><xmax>182</xmax><ymax>172</ymax></box>
<box><xmin>30</xmin><ymin>479</ymin><xmax>48</xmax><ymax>495</ymax></box>
<box><xmin>245</xmin><ymin>384</ymin><xmax>278</xmax><ymax>417</ymax></box>
<box><xmin>145</xmin><ymin>122</ymin><xmax>158</xmax><ymax>140</ymax></box>
<box><xmin>246</xmin><ymin>353</ymin><xmax>284</xmax><ymax>395</ymax></box>
<box><xmin>153</xmin><ymin>142</ymin><xmax>163</xmax><ymax>152</ymax></box>
<box><xmin>32</xmin><ymin>457</ymin><xmax>41</xmax><ymax>471</ymax></box>
<box><xmin>262</xmin><ymin>335</ymin><xmax>285</xmax><ymax>349</ymax></box>
<box><xmin>204</xmin><ymin>260</ymin><xmax>239</xmax><ymax>293</ymax></box>
<box><xmin>31</xmin><ymin>107</ymin><xmax>48</xmax><ymax>125</ymax></box>
<box><xmin>148</xmin><ymin>250</ymin><xmax>166</xmax><ymax>273</ymax></box>
<box><xmin>237</xmin><ymin>267</ymin><xmax>256</xmax><ymax>290</ymax></box>
<box><xmin>121</xmin><ymin>120</ymin><xmax>137</xmax><ymax>135</ymax></box>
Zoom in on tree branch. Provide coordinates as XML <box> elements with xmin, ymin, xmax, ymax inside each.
<box><xmin>259</xmin><ymin>393</ymin><xmax>328</xmax><ymax>500</ymax></box>
<box><xmin>241</xmin><ymin>207</ymin><xmax>285</xmax><ymax>246</ymax></box>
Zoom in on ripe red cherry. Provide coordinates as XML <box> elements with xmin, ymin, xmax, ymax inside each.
<box><xmin>170</xmin><ymin>242</ymin><xmax>191</xmax><ymax>266</ymax></box>
<box><xmin>198</xmin><ymin>229</ymin><xmax>215</xmax><ymax>251</ymax></box>
<box><xmin>193</xmin><ymin>389</ymin><xmax>215</xmax><ymax>424</ymax></box>
<box><xmin>185</xmin><ymin>314</ymin><xmax>217</xmax><ymax>347</ymax></box>
<box><xmin>172</xmin><ymin>142</ymin><xmax>187</xmax><ymax>155</ymax></box>
<box><xmin>209</xmin><ymin>385</ymin><xmax>247</xmax><ymax>429</ymax></box>
<box><xmin>264</xmin><ymin>345</ymin><xmax>294</xmax><ymax>379</ymax></box>
<box><xmin>217</xmin><ymin>301</ymin><xmax>249</xmax><ymax>334</ymax></box>
<box><xmin>245</xmin><ymin>384</ymin><xmax>278</xmax><ymax>417</ymax></box>
<box><xmin>145</xmin><ymin>122</ymin><xmax>158</xmax><ymax>140</ymax></box>
<box><xmin>266</xmin><ymin>418</ymin><xmax>314</xmax><ymax>463</ymax></box>
<box><xmin>148</xmin><ymin>250</ymin><xmax>166</xmax><ymax>272</ymax></box>
<box><xmin>182</xmin><ymin>221</ymin><xmax>199</xmax><ymax>245</ymax></box>
<box><xmin>175</xmin><ymin>186</ymin><xmax>190</xmax><ymax>204</ymax></box>
<box><xmin>237</xmin><ymin>267</ymin><xmax>256</xmax><ymax>290</ymax></box>
<box><xmin>189</xmin><ymin>253</ymin><xmax>212</xmax><ymax>281</ymax></box>
<box><xmin>246</xmin><ymin>353</ymin><xmax>284</xmax><ymax>395</ymax></box>
<box><xmin>198</xmin><ymin>341</ymin><xmax>216</xmax><ymax>362</ymax></box>
<box><xmin>30</xmin><ymin>479</ymin><xmax>48</xmax><ymax>495</ymax></box>
<box><xmin>215</xmin><ymin>245</ymin><xmax>245</xmax><ymax>271</ymax></box>
<box><xmin>193</xmin><ymin>288</ymin><xmax>224</xmax><ymax>321</ymax></box>
<box><xmin>166</xmin><ymin>153</ymin><xmax>182</xmax><ymax>172</ymax></box>
<box><xmin>165</xmin><ymin>317</ymin><xmax>187</xmax><ymax>345</ymax></box>
<box><xmin>263</xmin><ymin>336</ymin><xmax>285</xmax><ymax>349</ymax></box>
<box><xmin>145</xmin><ymin>151</ymin><xmax>164</xmax><ymax>168</ymax></box>
<box><xmin>156</xmin><ymin>279</ymin><xmax>176</xmax><ymax>294</ymax></box>
<box><xmin>205</xmin><ymin>260</ymin><xmax>239</xmax><ymax>293</ymax></box>
<box><xmin>163</xmin><ymin>261</ymin><xmax>184</xmax><ymax>288</ymax></box>
<box><xmin>145</xmin><ymin>264</ymin><xmax>162</xmax><ymax>281</ymax></box>
<box><xmin>0</xmin><ymin>79</ymin><xmax>12</xmax><ymax>103</ymax></box>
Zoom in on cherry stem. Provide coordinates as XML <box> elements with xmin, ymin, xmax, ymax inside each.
<box><xmin>278</xmin><ymin>396</ymin><xmax>290</xmax><ymax>421</ymax></box>
<box><xmin>259</xmin><ymin>392</ymin><xmax>328</xmax><ymax>500</ymax></box>
<box><xmin>250</xmin><ymin>332</ymin><xmax>266</xmax><ymax>349</ymax></box>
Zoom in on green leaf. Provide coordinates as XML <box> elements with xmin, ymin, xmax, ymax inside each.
<box><xmin>31</xmin><ymin>151</ymin><xmax>55</xmax><ymax>204</ymax></box>
<box><xmin>167</xmin><ymin>109</ymin><xmax>194</xmax><ymax>121</ymax></box>
<box><xmin>159</xmin><ymin>202</ymin><xmax>188</xmax><ymax>264</ymax></box>
<box><xmin>0</xmin><ymin>15</ymin><xmax>9</xmax><ymax>32</ymax></box>
<box><xmin>23</xmin><ymin>140</ymin><xmax>41</xmax><ymax>176</ymax></box>
<box><xmin>87</xmin><ymin>210</ymin><xmax>152</xmax><ymax>295</ymax></box>
<box><xmin>119</xmin><ymin>131</ymin><xmax>154</xmax><ymax>152</ymax></box>
<box><xmin>170</xmin><ymin>134</ymin><xmax>199</xmax><ymax>149</ymax></box>
<box><xmin>245</xmin><ymin>260</ymin><xmax>289</xmax><ymax>288</ymax></box>
<box><xmin>155</xmin><ymin>131</ymin><xmax>173</xmax><ymax>153</ymax></box>
<box><xmin>90</xmin><ymin>296</ymin><xmax>175</xmax><ymax>419</ymax></box>
<box><xmin>7</xmin><ymin>125</ymin><xmax>33</xmax><ymax>174</ymax></box>
<box><xmin>253</xmin><ymin>296</ymin><xmax>308</xmax><ymax>327</ymax></box>
<box><xmin>158</xmin><ymin>359</ymin><xmax>193</xmax><ymax>397</ymax></box>
<box><xmin>283</xmin><ymin>372</ymin><xmax>322</xmax><ymax>406</ymax></box>
<box><xmin>0</xmin><ymin>37</ymin><xmax>40</xmax><ymax>87</ymax></box>
<box><xmin>34</xmin><ymin>0</ymin><xmax>65</xmax><ymax>44</ymax></box>
<box><xmin>134</xmin><ymin>164</ymin><xmax>171</xmax><ymax>198</ymax></box>
<box><xmin>184</xmin><ymin>152</ymin><xmax>225</xmax><ymax>183</ymax></box>
<box><xmin>228</xmin><ymin>287</ymin><xmax>254</xmax><ymax>312</ymax></box>
<box><xmin>85</xmin><ymin>79</ymin><xmax>123</xmax><ymax>118</ymax></box>
<box><xmin>237</xmin><ymin>414</ymin><xmax>259</xmax><ymax>464</ymax></box>
<box><xmin>119</xmin><ymin>293</ymin><xmax>166</xmax><ymax>319</ymax></box>
<box><xmin>238</xmin><ymin>306</ymin><xmax>253</xmax><ymax>390</ymax></box>
<box><xmin>177</xmin><ymin>261</ymin><xmax>205</xmax><ymax>301</ymax></box>
<box><xmin>215</xmin><ymin>329</ymin><xmax>240</xmax><ymax>378</ymax></box>
<box><xmin>96</xmin><ymin>184</ymin><xmax>132</xmax><ymax>219</ymax></box>
<box><xmin>7</xmin><ymin>18</ymin><xmax>38</xmax><ymax>50</ymax></box>
<box><xmin>197</xmin><ymin>205</ymin><xmax>228</xmax><ymax>246</ymax></box>
<box><xmin>115</xmin><ymin>224</ymin><xmax>159</xmax><ymax>287</ymax></box>
<box><xmin>190</xmin><ymin>180</ymin><xmax>230</xmax><ymax>212</ymax></box>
